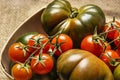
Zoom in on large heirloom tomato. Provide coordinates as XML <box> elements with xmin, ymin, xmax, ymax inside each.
<box><xmin>41</xmin><ymin>0</ymin><xmax>105</xmax><ymax>47</ymax></box>
<box><xmin>57</xmin><ymin>49</ymin><xmax>114</xmax><ymax>80</ymax></box>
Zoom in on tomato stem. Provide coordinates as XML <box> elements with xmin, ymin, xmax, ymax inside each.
<box><xmin>70</xmin><ymin>8</ymin><xmax>78</xmax><ymax>18</ymax></box>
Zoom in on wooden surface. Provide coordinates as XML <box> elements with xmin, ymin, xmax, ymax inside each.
<box><xmin>0</xmin><ymin>0</ymin><xmax>120</xmax><ymax>79</ymax></box>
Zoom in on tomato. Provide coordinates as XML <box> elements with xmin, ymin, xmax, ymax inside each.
<box><xmin>8</xmin><ymin>42</ymin><xmax>30</xmax><ymax>63</ymax></box>
<box><xmin>113</xmin><ymin>64</ymin><xmax>120</xmax><ymax>80</ymax></box>
<box><xmin>30</xmin><ymin>53</ymin><xmax>54</xmax><ymax>75</ymax></box>
<box><xmin>57</xmin><ymin>49</ymin><xmax>114</xmax><ymax>80</ymax></box>
<box><xmin>114</xmin><ymin>30</ymin><xmax>120</xmax><ymax>49</ymax></box>
<box><xmin>11</xmin><ymin>63</ymin><xmax>32</xmax><ymax>80</ymax></box>
<box><xmin>41</xmin><ymin>0</ymin><xmax>105</xmax><ymax>47</ymax></box>
<box><xmin>51</xmin><ymin>34</ymin><xmax>73</xmax><ymax>56</ymax></box>
<box><xmin>103</xmin><ymin>19</ymin><xmax>120</xmax><ymax>40</ymax></box>
<box><xmin>31</xmin><ymin>57</ymin><xmax>58</xmax><ymax>80</ymax></box>
<box><xmin>80</xmin><ymin>35</ymin><xmax>111</xmax><ymax>57</ymax></box>
<box><xmin>116</xmin><ymin>48</ymin><xmax>120</xmax><ymax>56</ymax></box>
<box><xmin>100</xmin><ymin>49</ymin><xmax>120</xmax><ymax>71</ymax></box>
<box><xmin>28</xmin><ymin>34</ymin><xmax>50</xmax><ymax>55</ymax></box>
<box><xmin>16</xmin><ymin>32</ymin><xmax>39</xmax><ymax>45</ymax></box>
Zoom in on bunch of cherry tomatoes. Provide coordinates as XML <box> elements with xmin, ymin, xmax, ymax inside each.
<box><xmin>8</xmin><ymin>17</ymin><xmax>120</xmax><ymax>80</ymax></box>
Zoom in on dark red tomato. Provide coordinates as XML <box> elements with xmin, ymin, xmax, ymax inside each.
<box><xmin>100</xmin><ymin>49</ymin><xmax>120</xmax><ymax>71</ymax></box>
<box><xmin>80</xmin><ymin>35</ymin><xmax>111</xmax><ymax>57</ymax></box>
<box><xmin>8</xmin><ymin>42</ymin><xmax>30</xmax><ymax>63</ymax></box>
<box><xmin>103</xmin><ymin>20</ymin><xmax>120</xmax><ymax>40</ymax></box>
<box><xmin>51</xmin><ymin>34</ymin><xmax>73</xmax><ymax>56</ymax></box>
<box><xmin>114</xmin><ymin>30</ymin><xmax>120</xmax><ymax>50</ymax></box>
<box><xmin>116</xmin><ymin>49</ymin><xmax>120</xmax><ymax>56</ymax></box>
<box><xmin>30</xmin><ymin>53</ymin><xmax>54</xmax><ymax>75</ymax></box>
<box><xmin>11</xmin><ymin>63</ymin><xmax>32</xmax><ymax>80</ymax></box>
<box><xmin>28</xmin><ymin>34</ymin><xmax>50</xmax><ymax>55</ymax></box>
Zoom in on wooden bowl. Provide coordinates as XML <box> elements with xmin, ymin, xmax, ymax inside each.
<box><xmin>0</xmin><ymin>7</ymin><xmax>46</xmax><ymax>79</ymax></box>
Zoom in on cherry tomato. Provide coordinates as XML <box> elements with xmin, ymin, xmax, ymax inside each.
<box><xmin>28</xmin><ymin>34</ymin><xmax>50</xmax><ymax>55</ymax></box>
<box><xmin>114</xmin><ymin>30</ymin><xmax>120</xmax><ymax>49</ymax></box>
<box><xmin>11</xmin><ymin>63</ymin><xmax>32</xmax><ymax>80</ymax></box>
<box><xmin>103</xmin><ymin>18</ymin><xmax>120</xmax><ymax>40</ymax></box>
<box><xmin>30</xmin><ymin>53</ymin><xmax>54</xmax><ymax>75</ymax></box>
<box><xmin>116</xmin><ymin>49</ymin><xmax>120</xmax><ymax>56</ymax></box>
<box><xmin>8</xmin><ymin>42</ymin><xmax>30</xmax><ymax>63</ymax></box>
<box><xmin>51</xmin><ymin>34</ymin><xmax>73</xmax><ymax>56</ymax></box>
<box><xmin>80</xmin><ymin>35</ymin><xmax>111</xmax><ymax>57</ymax></box>
<box><xmin>100</xmin><ymin>49</ymin><xmax>120</xmax><ymax>71</ymax></box>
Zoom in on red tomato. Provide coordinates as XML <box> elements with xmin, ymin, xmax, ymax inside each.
<box><xmin>103</xmin><ymin>20</ymin><xmax>120</xmax><ymax>40</ymax></box>
<box><xmin>11</xmin><ymin>63</ymin><xmax>32</xmax><ymax>80</ymax></box>
<box><xmin>30</xmin><ymin>53</ymin><xmax>54</xmax><ymax>75</ymax></box>
<box><xmin>100</xmin><ymin>50</ymin><xmax>120</xmax><ymax>71</ymax></box>
<box><xmin>51</xmin><ymin>34</ymin><xmax>73</xmax><ymax>56</ymax></box>
<box><xmin>114</xmin><ymin>30</ymin><xmax>120</xmax><ymax>49</ymax></box>
<box><xmin>8</xmin><ymin>42</ymin><xmax>30</xmax><ymax>63</ymax></box>
<box><xmin>116</xmin><ymin>48</ymin><xmax>120</xmax><ymax>56</ymax></box>
<box><xmin>28</xmin><ymin>34</ymin><xmax>50</xmax><ymax>55</ymax></box>
<box><xmin>80</xmin><ymin>35</ymin><xmax>111</xmax><ymax>57</ymax></box>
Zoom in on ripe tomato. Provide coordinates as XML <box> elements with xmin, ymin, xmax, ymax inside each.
<box><xmin>80</xmin><ymin>35</ymin><xmax>111</xmax><ymax>57</ymax></box>
<box><xmin>30</xmin><ymin>53</ymin><xmax>54</xmax><ymax>75</ymax></box>
<box><xmin>51</xmin><ymin>34</ymin><xmax>73</xmax><ymax>56</ymax></box>
<box><xmin>116</xmin><ymin>48</ymin><xmax>120</xmax><ymax>56</ymax></box>
<box><xmin>103</xmin><ymin>19</ymin><xmax>120</xmax><ymax>40</ymax></box>
<box><xmin>8</xmin><ymin>42</ymin><xmax>30</xmax><ymax>63</ymax></box>
<box><xmin>28</xmin><ymin>34</ymin><xmax>50</xmax><ymax>55</ymax></box>
<box><xmin>114</xmin><ymin>30</ymin><xmax>120</xmax><ymax>49</ymax></box>
<box><xmin>11</xmin><ymin>63</ymin><xmax>32</xmax><ymax>80</ymax></box>
<box><xmin>100</xmin><ymin>50</ymin><xmax>120</xmax><ymax>71</ymax></box>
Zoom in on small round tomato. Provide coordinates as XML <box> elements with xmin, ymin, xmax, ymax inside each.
<box><xmin>28</xmin><ymin>34</ymin><xmax>50</xmax><ymax>55</ymax></box>
<box><xmin>8</xmin><ymin>42</ymin><xmax>30</xmax><ymax>63</ymax></box>
<box><xmin>51</xmin><ymin>34</ymin><xmax>73</xmax><ymax>56</ymax></box>
<box><xmin>103</xmin><ymin>18</ymin><xmax>120</xmax><ymax>40</ymax></box>
<box><xmin>31</xmin><ymin>53</ymin><xmax>54</xmax><ymax>75</ymax></box>
<box><xmin>114</xmin><ymin>30</ymin><xmax>120</xmax><ymax>49</ymax></box>
<box><xmin>80</xmin><ymin>35</ymin><xmax>111</xmax><ymax>57</ymax></box>
<box><xmin>100</xmin><ymin>50</ymin><xmax>120</xmax><ymax>71</ymax></box>
<box><xmin>11</xmin><ymin>63</ymin><xmax>32</xmax><ymax>80</ymax></box>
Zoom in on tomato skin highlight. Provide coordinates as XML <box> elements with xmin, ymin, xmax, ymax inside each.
<box><xmin>51</xmin><ymin>34</ymin><xmax>73</xmax><ymax>56</ymax></box>
<box><xmin>11</xmin><ymin>63</ymin><xmax>32</xmax><ymax>80</ymax></box>
<box><xmin>8</xmin><ymin>42</ymin><xmax>30</xmax><ymax>63</ymax></box>
<box><xmin>30</xmin><ymin>54</ymin><xmax>54</xmax><ymax>75</ymax></box>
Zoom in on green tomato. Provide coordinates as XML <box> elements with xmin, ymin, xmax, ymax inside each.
<box><xmin>113</xmin><ymin>64</ymin><xmax>120</xmax><ymax>80</ymax></box>
<box><xmin>16</xmin><ymin>32</ymin><xmax>39</xmax><ymax>45</ymax></box>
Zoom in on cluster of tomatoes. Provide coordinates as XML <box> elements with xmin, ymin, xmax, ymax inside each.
<box><xmin>8</xmin><ymin>17</ymin><xmax>120</xmax><ymax>80</ymax></box>
<box><xmin>8</xmin><ymin>32</ymin><xmax>73</xmax><ymax>80</ymax></box>
<box><xmin>80</xmin><ymin>17</ymin><xmax>120</xmax><ymax>79</ymax></box>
